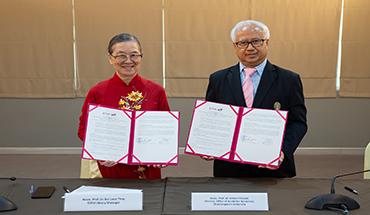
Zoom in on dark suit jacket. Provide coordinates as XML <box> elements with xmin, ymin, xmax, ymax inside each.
<box><xmin>206</xmin><ymin>60</ymin><xmax>307</xmax><ymax>177</ymax></box>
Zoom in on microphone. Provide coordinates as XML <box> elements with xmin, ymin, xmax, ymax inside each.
<box><xmin>305</xmin><ymin>169</ymin><xmax>370</xmax><ymax>213</ymax></box>
<box><xmin>0</xmin><ymin>177</ymin><xmax>17</xmax><ymax>212</ymax></box>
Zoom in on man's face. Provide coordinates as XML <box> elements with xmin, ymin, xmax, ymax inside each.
<box><xmin>233</xmin><ymin>27</ymin><xmax>269</xmax><ymax>68</ymax></box>
<box><xmin>109</xmin><ymin>41</ymin><xmax>142</xmax><ymax>79</ymax></box>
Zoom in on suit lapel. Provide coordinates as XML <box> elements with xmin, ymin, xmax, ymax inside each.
<box><xmin>253</xmin><ymin>61</ymin><xmax>277</xmax><ymax>107</ymax></box>
<box><xmin>226</xmin><ymin>64</ymin><xmax>246</xmax><ymax>106</ymax></box>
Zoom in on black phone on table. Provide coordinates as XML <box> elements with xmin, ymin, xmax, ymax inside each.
<box><xmin>31</xmin><ymin>186</ymin><xmax>56</xmax><ymax>199</ymax></box>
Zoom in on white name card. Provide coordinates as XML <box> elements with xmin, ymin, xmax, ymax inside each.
<box><xmin>64</xmin><ymin>190</ymin><xmax>142</xmax><ymax>211</ymax></box>
<box><xmin>191</xmin><ymin>192</ymin><xmax>269</xmax><ymax>211</ymax></box>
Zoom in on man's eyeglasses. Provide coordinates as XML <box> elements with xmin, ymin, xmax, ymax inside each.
<box><xmin>110</xmin><ymin>53</ymin><xmax>143</xmax><ymax>62</ymax></box>
<box><xmin>234</xmin><ymin>39</ymin><xmax>266</xmax><ymax>49</ymax></box>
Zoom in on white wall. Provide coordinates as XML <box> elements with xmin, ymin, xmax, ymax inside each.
<box><xmin>0</xmin><ymin>98</ymin><xmax>369</xmax><ymax>149</ymax></box>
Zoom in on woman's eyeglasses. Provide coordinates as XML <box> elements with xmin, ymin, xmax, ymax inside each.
<box><xmin>111</xmin><ymin>53</ymin><xmax>143</xmax><ymax>62</ymax></box>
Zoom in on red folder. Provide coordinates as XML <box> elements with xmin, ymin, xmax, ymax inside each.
<box><xmin>82</xmin><ymin>104</ymin><xmax>179</xmax><ymax>166</ymax></box>
<box><xmin>185</xmin><ymin>100</ymin><xmax>287</xmax><ymax>168</ymax></box>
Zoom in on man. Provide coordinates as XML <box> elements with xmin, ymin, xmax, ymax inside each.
<box><xmin>205</xmin><ymin>20</ymin><xmax>307</xmax><ymax>177</ymax></box>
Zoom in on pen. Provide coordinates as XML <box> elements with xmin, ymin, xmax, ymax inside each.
<box><xmin>344</xmin><ymin>186</ymin><xmax>359</xmax><ymax>195</ymax></box>
<box><xmin>63</xmin><ymin>186</ymin><xmax>71</xmax><ymax>193</ymax></box>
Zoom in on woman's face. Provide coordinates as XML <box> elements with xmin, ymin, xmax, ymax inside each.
<box><xmin>109</xmin><ymin>41</ymin><xmax>142</xmax><ymax>80</ymax></box>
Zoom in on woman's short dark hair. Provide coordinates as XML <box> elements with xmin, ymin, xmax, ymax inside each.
<box><xmin>107</xmin><ymin>33</ymin><xmax>142</xmax><ymax>54</ymax></box>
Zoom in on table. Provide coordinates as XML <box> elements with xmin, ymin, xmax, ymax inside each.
<box><xmin>1</xmin><ymin>178</ymin><xmax>165</xmax><ymax>215</ymax></box>
<box><xmin>1</xmin><ymin>177</ymin><xmax>369</xmax><ymax>214</ymax></box>
<box><xmin>163</xmin><ymin>177</ymin><xmax>370</xmax><ymax>214</ymax></box>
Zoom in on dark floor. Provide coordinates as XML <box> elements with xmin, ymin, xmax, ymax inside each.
<box><xmin>0</xmin><ymin>154</ymin><xmax>365</xmax><ymax>179</ymax></box>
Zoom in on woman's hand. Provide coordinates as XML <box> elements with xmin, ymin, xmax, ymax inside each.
<box><xmin>98</xmin><ymin>160</ymin><xmax>117</xmax><ymax>167</ymax></box>
<box><xmin>148</xmin><ymin>164</ymin><xmax>167</xmax><ymax>168</ymax></box>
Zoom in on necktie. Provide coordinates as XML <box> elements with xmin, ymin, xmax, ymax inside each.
<box><xmin>242</xmin><ymin>67</ymin><xmax>256</xmax><ymax>107</ymax></box>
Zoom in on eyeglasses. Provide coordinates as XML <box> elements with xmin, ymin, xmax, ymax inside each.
<box><xmin>234</xmin><ymin>39</ymin><xmax>266</xmax><ymax>49</ymax></box>
<box><xmin>110</xmin><ymin>53</ymin><xmax>143</xmax><ymax>62</ymax></box>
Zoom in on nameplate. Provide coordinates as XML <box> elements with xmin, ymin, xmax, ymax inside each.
<box><xmin>63</xmin><ymin>186</ymin><xmax>142</xmax><ymax>211</ymax></box>
<box><xmin>191</xmin><ymin>192</ymin><xmax>268</xmax><ymax>211</ymax></box>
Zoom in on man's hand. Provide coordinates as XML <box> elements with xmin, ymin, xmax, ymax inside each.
<box><xmin>201</xmin><ymin>155</ymin><xmax>215</xmax><ymax>161</ymax></box>
<box><xmin>258</xmin><ymin>151</ymin><xmax>284</xmax><ymax>170</ymax></box>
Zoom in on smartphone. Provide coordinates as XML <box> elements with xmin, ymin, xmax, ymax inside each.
<box><xmin>31</xmin><ymin>186</ymin><xmax>56</xmax><ymax>199</ymax></box>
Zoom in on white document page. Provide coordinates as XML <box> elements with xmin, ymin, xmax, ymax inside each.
<box><xmin>83</xmin><ymin>105</ymin><xmax>131</xmax><ymax>163</ymax></box>
<box><xmin>235</xmin><ymin>109</ymin><xmax>287</xmax><ymax>165</ymax></box>
<box><xmin>132</xmin><ymin>111</ymin><xmax>179</xmax><ymax>164</ymax></box>
<box><xmin>186</xmin><ymin>101</ymin><xmax>238</xmax><ymax>158</ymax></box>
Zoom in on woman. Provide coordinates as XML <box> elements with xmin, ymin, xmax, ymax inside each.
<box><xmin>78</xmin><ymin>33</ymin><xmax>170</xmax><ymax>179</ymax></box>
